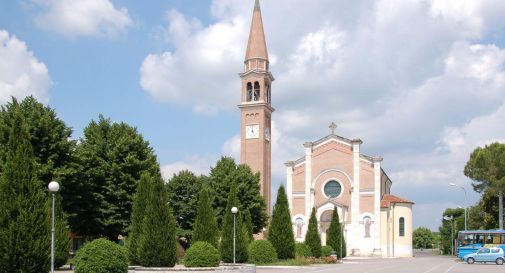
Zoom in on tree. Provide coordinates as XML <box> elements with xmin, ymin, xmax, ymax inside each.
<box><xmin>166</xmin><ymin>170</ymin><xmax>203</xmax><ymax>242</ymax></box>
<box><xmin>137</xmin><ymin>174</ymin><xmax>177</xmax><ymax>267</ymax></box>
<box><xmin>326</xmin><ymin>206</ymin><xmax>344</xmax><ymax>258</ymax></box>
<box><xmin>209</xmin><ymin>157</ymin><xmax>267</xmax><ymax>232</ymax></box>
<box><xmin>193</xmin><ymin>186</ymin><xmax>219</xmax><ymax>248</ymax></box>
<box><xmin>127</xmin><ymin>173</ymin><xmax>152</xmax><ymax>265</ymax></box>
<box><xmin>438</xmin><ymin>208</ymin><xmax>464</xmax><ymax>254</ymax></box>
<box><xmin>467</xmin><ymin>191</ymin><xmax>501</xmax><ymax>230</ymax></box>
<box><xmin>413</xmin><ymin>227</ymin><xmax>434</xmax><ymax>249</ymax></box>
<box><xmin>220</xmin><ymin>182</ymin><xmax>248</xmax><ymax>263</ymax></box>
<box><xmin>53</xmin><ymin>196</ymin><xmax>71</xmax><ymax>268</ymax></box>
<box><xmin>268</xmin><ymin>185</ymin><xmax>295</xmax><ymax>259</ymax></box>
<box><xmin>305</xmin><ymin>208</ymin><xmax>321</xmax><ymax>258</ymax></box>
<box><xmin>0</xmin><ymin>109</ymin><xmax>51</xmax><ymax>273</ymax></box>
<box><xmin>244</xmin><ymin>209</ymin><xmax>254</xmax><ymax>243</ymax></box>
<box><xmin>464</xmin><ymin>143</ymin><xmax>505</xmax><ymax>229</ymax></box>
<box><xmin>61</xmin><ymin>115</ymin><xmax>159</xmax><ymax>239</ymax></box>
<box><xmin>0</xmin><ymin>96</ymin><xmax>74</xmax><ymax>186</ymax></box>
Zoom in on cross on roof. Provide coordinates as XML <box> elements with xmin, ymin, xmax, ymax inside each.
<box><xmin>329</xmin><ymin>122</ymin><xmax>337</xmax><ymax>135</ymax></box>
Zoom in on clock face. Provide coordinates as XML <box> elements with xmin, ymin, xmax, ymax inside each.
<box><xmin>246</xmin><ymin>124</ymin><xmax>259</xmax><ymax>139</ymax></box>
<box><xmin>265</xmin><ymin>127</ymin><xmax>270</xmax><ymax>141</ymax></box>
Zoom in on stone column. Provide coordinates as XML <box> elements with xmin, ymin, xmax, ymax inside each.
<box><xmin>372</xmin><ymin>156</ymin><xmax>383</xmax><ymax>257</ymax></box>
<box><xmin>285</xmin><ymin>161</ymin><xmax>295</xmax><ymax>211</ymax></box>
<box><xmin>351</xmin><ymin>139</ymin><xmax>362</xmax><ymax>256</ymax></box>
<box><xmin>303</xmin><ymin>142</ymin><xmax>313</xmax><ymax>218</ymax></box>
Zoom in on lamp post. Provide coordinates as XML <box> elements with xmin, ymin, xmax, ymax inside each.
<box><xmin>231</xmin><ymin>207</ymin><xmax>238</xmax><ymax>264</ymax></box>
<box><xmin>48</xmin><ymin>181</ymin><xmax>60</xmax><ymax>273</ymax></box>
<box><xmin>444</xmin><ymin>216</ymin><xmax>454</xmax><ymax>256</ymax></box>
<box><xmin>450</xmin><ymin>183</ymin><xmax>468</xmax><ymax>230</ymax></box>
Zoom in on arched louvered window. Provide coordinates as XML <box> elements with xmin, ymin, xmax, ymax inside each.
<box><xmin>246</xmin><ymin>82</ymin><xmax>253</xmax><ymax>102</ymax></box>
<box><xmin>253</xmin><ymin>82</ymin><xmax>260</xmax><ymax>101</ymax></box>
<box><xmin>399</xmin><ymin>217</ymin><xmax>405</xmax><ymax>237</ymax></box>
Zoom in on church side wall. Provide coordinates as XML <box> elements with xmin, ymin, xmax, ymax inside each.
<box><xmin>293</xmin><ymin>165</ymin><xmax>305</xmax><ymax>192</ymax></box>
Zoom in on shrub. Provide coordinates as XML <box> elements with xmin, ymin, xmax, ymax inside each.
<box><xmin>184</xmin><ymin>242</ymin><xmax>220</xmax><ymax>267</ymax></box>
<box><xmin>248</xmin><ymin>240</ymin><xmax>277</xmax><ymax>264</ymax></box>
<box><xmin>74</xmin><ymin>238</ymin><xmax>128</xmax><ymax>273</ymax></box>
<box><xmin>321</xmin><ymin>246</ymin><xmax>333</xmax><ymax>257</ymax></box>
<box><xmin>295</xmin><ymin>243</ymin><xmax>312</xmax><ymax>257</ymax></box>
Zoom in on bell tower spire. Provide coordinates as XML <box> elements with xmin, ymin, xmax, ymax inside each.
<box><xmin>239</xmin><ymin>0</ymin><xmax>274</xmax><ymax>213</ymax></box>
<box><xmin>245</xmin><ymin>0</ymin><xmax>269</xmax><ymax>72</ymax></box>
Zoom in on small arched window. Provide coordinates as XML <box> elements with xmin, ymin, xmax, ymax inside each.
<box><xmin>399</xmin><ymin>217</ymin><xmax>405</xmax><ymax>237</ymax></box>
<box><xmin>253</xmin><ymin>82</ymin><xmax>260</xmax><ymax>101</ymax></box>
<box><xmin>246</xmin><ymin>82</ymin><xmax>252</xmax><ymax>102</ymax></box>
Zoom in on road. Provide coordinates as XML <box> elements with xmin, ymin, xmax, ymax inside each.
<box><xmin>257</xmin><ymin>251</ymin><xmax>504</xmax><ymax>273</ymax></box>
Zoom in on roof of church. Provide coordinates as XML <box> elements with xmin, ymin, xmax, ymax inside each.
<box><xmin>381</xmin><ymin>194</ymin><xmax>414</xmax><ymax>208</ymax></box>
<box><xmin>245</xmin><ymin>0</ymin><xmax>269</xmax><ymax>61</ymax></box>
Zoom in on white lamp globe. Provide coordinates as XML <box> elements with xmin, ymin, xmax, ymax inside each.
<box><xmin>231</xmin><ymin>207</ymin><xmax>238</xmax><ymax>214</ymax></box>
<box><xmin>48</xmin><ymin>181</ymin><xmax>60</xmax><ymax>193</ymax></box>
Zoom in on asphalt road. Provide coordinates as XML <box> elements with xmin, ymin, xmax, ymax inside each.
<box><xmin>257</xmin><ymin>251</ymin><xmax>504</xmax><ymax>273</ymax></box>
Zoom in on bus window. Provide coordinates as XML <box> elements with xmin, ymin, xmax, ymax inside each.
<box><xmin>476</xmin><ymin>235</ymin><xmax>484</xmax><ymax>244</ymax></box>
<box><xmin>486</xmin><ymin>235</ymin><xmax>493</xmax><ymax>244</ymax></box>
<box><xmin>493</xmin><ymin>234</ymin><xmax>501</xmax><ymax>244</ymax></box>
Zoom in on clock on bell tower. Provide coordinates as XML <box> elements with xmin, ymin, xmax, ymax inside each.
<box><xmin>239</xmin><ymin>0</ymin><xmax>274</xmax><ymax>213</ymax></box>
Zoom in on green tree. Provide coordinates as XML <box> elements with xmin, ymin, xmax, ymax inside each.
<box><xmin>438</xmin><ymin>208</ymin><xmax>464</xmax><ymax>254</ymax></box>
<box><xmin>268</xmin><ymin>185</ymin><xmax>295</xmax><ymax>259</ymax></box>
<box><xmin>220</xmin><ymin>182</ymin><xmax>248</xmax><ymax>263</ymax></box>
<box><xmin>464</xmin><ymin>143</ymin><xmax>505</xmax><ymax>229</ymax></box>
<box><xmin>61</xmin><ymin>115</ymin><xmax>159</xmax><ymax>240</ymax></box>
<box><xmin>0</xmin><ymin>96</ymin><xmax>74</xmax><ymax>185</ymax></box>
<box><xmin>137</xmin><ymin>175</ymin><xmax>177</xmax><ymax>267</ymax></box>
<box><xmin>209</xmin><ymin>157</ymin><xmax>267</xmax><ymax>232</ymax></box>
<box><xmin>193</xmin><ymin>186</ymin><xmax>219</xmax><ymax>248</ymax></box>
<box><xmin>53</xmin><ymin>196</ymin><xmax>71</xmax><ymax>268</ymax></box>
<box><xmin>0</xmin><ymin>109</ymin><xmax>51</xmax><ymax>273</ymax></box>
<box><xmin>326</xmin><ymin>206</ymin><xmax>344</xmax><ymax>258</ymax></box>
<box><xmin>166</xmin><ymin>170</ymin><xmax>203</xmax><ymax>242</ymax></box>
<box><xmin>244</xmin><ymin>209</ymin><xmax>254</xmax><ymax>243</ymax></box>
<box><xmin>467</xmin><ymin>191</ymin><xmax>501</xmax><ymax>230</ymax></box>
<box><xmin>413</xmin><ymin>227</ymin><xmax>434</xmax><ymax>249</ymax></box>
<box><xmin>305</xmin><ymin>208</ymin><xmax>321</xmax><ymax>258</ymax></box>
<box><xmin>127</xmin><ymin>173</ymin><xmax>152</xmax><ymax>264</ymax></box>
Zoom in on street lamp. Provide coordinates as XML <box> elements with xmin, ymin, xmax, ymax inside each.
<box><xmin>231</xmin><ymin>207</ymin><xmax>238</xmax><ymax>264</ymax></box>
<box><xmin>450</xmin><ymin>183</ymin><xmax>468</xmax><ymax>230</ymax></box>
<box><xmin>48</xmin><ymin>181</ymin><xmax>60</xmax><ymax>273</ymax></box>
<box><xmin>444</xmin><ymin>215</ymin><xmax>455</xmax><ymax>256</ymax></box>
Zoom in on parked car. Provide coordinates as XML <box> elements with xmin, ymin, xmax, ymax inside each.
<box><xmin>463</xmin><ymin>247</ymin><xmax>505</xmax><ymax>265</ymax></box>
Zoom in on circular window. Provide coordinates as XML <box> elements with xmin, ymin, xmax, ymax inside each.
<box><xmin>324</xmin><ymin>180</ymin><xmax>342</xmax><ymax>198</ymax></box>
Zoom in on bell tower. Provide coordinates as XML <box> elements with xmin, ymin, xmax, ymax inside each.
<box><xmin>239</xmin><ymin>0</ymin><xmax>274</xmax><ymax>213</ymax></box>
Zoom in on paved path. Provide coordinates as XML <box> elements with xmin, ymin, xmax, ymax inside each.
<box><xmin>257</xmin><ymin>252</ymin><xmax>504</xmax><ymax>273</ymax></box>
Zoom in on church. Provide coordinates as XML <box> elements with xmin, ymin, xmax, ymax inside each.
<box><xmin>238</xmin><ymin>0</ymin><xmax>413</xmax><ymax>257</ymax></box>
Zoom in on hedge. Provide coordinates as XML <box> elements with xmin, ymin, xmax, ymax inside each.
<box><xmin>184</xmin><ymin>241</ymin><xmax>220</xmax><ymax>267</ymax></box>
<box><xmin>248</xmin><ymin>240</ymin><xmax>277</xmax><ymax>264</ymax></box>
<box><xmin>74</xmin><ymin>238</ymin><xmax>128</xmax><ymax>273</ymax></box>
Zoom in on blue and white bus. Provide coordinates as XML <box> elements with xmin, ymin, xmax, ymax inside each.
<box><xmin>457</xmin><ymin>230</ymin><xmax>505</xmax><ymax>259</ymax></box>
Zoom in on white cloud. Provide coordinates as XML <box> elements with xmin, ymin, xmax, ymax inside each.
<box><xmin>0</xmin><ymin>30</ymin><xmax>52</xmax><ymax>105</ymax></box>
<box><xmin>144</xmin><ymin>0</ymin><xmax>505</xmax><ymax>229</ymax></box>
<box><xmin>33</xmin><ymin>0</ymin><xmax>133</xmax><ymax>39</ymax></box>
<box><xmin>161</xmin><ymin>155</ymin><xmax>215</xmax><ymax>182</ymax></box>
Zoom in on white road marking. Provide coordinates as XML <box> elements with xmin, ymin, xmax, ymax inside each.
<box><xmin>442</xmin><ymin>263</ymin><xmax>458</xmax><ymax>273</ymax></box>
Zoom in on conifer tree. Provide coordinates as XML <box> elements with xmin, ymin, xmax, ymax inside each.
<box><xmin>128</xmin><ymin>173</ymin><xmax>152</xmax><ymax>264</ymax></box>
<box><xmin>193</xmin><ymin>186</ymin><xmax>219</xmax><ymax>248</ymax></box>
<box><xmin>0</xmin><ymin>110</ymin><xmax>51</xmax><ymax>273</ymax></box>
<box><xmin>326</xmin><ymin>206</ymin><xmax>344</xmax><ymax>258</ymax></box>
<box><xmin>53</xmin><ymin>196</ymin><xmax>71</xmax><ymax>268</ymax></box>
<box><xmin>137</xmin><ymin>175</ymin><xmax>177</xmax><ymax>267</ymax></box>
<box><xmin>221</xmin><ymin>182</ymin><xmax>248</xmax><ymax>263</ymax></box>
<box><xmin>305</xmin><ymin>208</ymin><xmax>322</xmax><ymax>258</ymax></box>
<box><xmin>244</xmin><ymin>209</ymin><xmax>254</xmax><ymax>243</ymax></box>
<box><xmin>268</xmin><ymin>185</ymin><xmax>295</xmax><ymax>259</ymax></box>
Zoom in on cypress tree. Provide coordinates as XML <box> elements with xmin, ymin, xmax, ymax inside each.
<box><xmin>326</xmin><ymin>206</ymin><xmax>343</xmax><ymax>258</ymax></box>
<box><xmin>221</xmin><ymin>182</ymin><xmax>248</xmax><ymax>263</ymax></box>
<box><xmin>305</xmin><ymin>208</ymin><xmax>321</xmax><ymax>258</ymax></box>
<box><xmin>244</xmin><ymin>209</ymin><xmax>254</xmax><ymax>243</ymax></box>
<box><xmin>193</xmin><ymin>186</ymin><xmax>219</xmax><ymax>248</ymax></box>
<box><xmin>137</xmin><ymin>175</ymin><xmax>177</xmax><ymax>267</ymax></box>
<box><xmin>268</xmin><ymin>185</ymin><xmax>295</xmax><ymax>259</ymax></box>
<box><xmin>0</xmin><ymin>110</ymin><xmax>51</xmax><ymax>273</ymax></box>
<box><xmin>53</xmin><ymin>196</ymin><xmax>71</xmax><ymax>268</ymax></box>
<box><xmin>128</xmin><ymin>173</ymin><xmax>152</xmax><ymax>265</ymax></box>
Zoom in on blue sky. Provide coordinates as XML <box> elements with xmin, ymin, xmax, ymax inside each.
<box><xmin>1</xmin><ymin>0</ymin><xmax>505</xmax><ymax>231</ymax></box>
